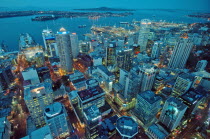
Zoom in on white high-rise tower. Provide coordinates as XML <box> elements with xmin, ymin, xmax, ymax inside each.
<box><xmin>56</xmin><ymin>28</ymin><xmax>73</xmax><ymax>72</ymax></box>
<box><xmin>138</xmin><ymin>19</ymin><xmax>151</xmax><ymax>52</ymax></box>
<box><xmin>168</xmin><ymin>34</ymin><xmax>193</xmax><ymax>69</ymax></box>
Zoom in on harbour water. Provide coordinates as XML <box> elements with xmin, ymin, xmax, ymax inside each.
<box><xmin>0</xmin><ymin>8</ymin><xmax>208</xmax><ymax>50</ymax></box>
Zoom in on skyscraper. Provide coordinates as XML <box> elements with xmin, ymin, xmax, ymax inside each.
<box><xmin>105</xmin><ymin>43</ymin><xmax>116</xmax><ymax>66</ymax></box>
<box><xmin>195</xmin><ymin>60</ymin><xmax>208</xmax><ymax>71</ymax></box>
<box><xmin>172</xmin><ymin>73</ymin><xmax>194</xmax><ymax>96</ymax></box>
<box><xmin>0</xmin><ymin>65</ymin><xmax>14</xmax><ymax>91</ymax></box>
<box><xmin>44</xmin><ymin>102</ymin><xmax>70</xmax><ymax>138</ymax></box>
<box><xmin>24</xmin><ymin>83</ymin><xmax>54</xmax><ymax>127</ymax></box>
<box><xmin>159</xmin><ymin>97</ymin><xmax>187</xmax><ymax>131</ymax></box>
<box><xmin>42</xmin><ymin>29</ymin><xmax>57</xmax><ymax>56</ymax></box>
<box><xmin>83</xmin><ymin>105</ymin><xmax>102</xmax><ymax>139</ymax></box>
<box><xmin>151</xmin><ymin>41</ymin><xmax>163</xmax><ymax>59</ymax></box>
<box><xmin>56</xmin><ymin>28</ymin><xmax>73</xmax><ymax>73</ymax></box>
<box><xmin>135</xmin><ymin>90</ymin><xmax>162</xmax><ymax>124</ymax></box>
<box><xmin>138</xmin><ymin>19</ymin><xmax>151</xmax><ymax>52</ymax></box>
<box><xmin>138</xmin><ymin>64</ymin><xmax>157</xmax><ymax>92</ymax></box>
<box><xmin>70</xmin><ymin>33</ymin><xmax>79</xmax><ymax>59</ymax></box>
<box><xmin>116</xmin><ymin>48</ymin><xmax>133</xmax><ymax>71</ymax></box>
<box><xmin>168</xmin><ymin>34</ymin><xmax>193</xmax><ymax>69</ymax></box>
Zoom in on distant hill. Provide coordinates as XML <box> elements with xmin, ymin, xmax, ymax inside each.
<box><xmin>73</xmin><ymin>7</ymin><xmax>136</xmax><ymax>11</ymax></box>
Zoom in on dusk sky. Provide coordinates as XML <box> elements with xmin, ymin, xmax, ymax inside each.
<box><xmin>0</xmin><ymin>0</ymin><xmax>210</xmax><ymax>11</ymax></box>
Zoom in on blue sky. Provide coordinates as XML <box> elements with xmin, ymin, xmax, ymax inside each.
<box><xmin>0</xmin><ymin>0</ymin><xmax>209</xmax><ymax>11</ymax></box>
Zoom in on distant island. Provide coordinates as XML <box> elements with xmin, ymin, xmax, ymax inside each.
<box><xmin>188</xmin><ymin>13</ymin><xmax>210</xmax><ymax>19</ymax></box>
<box><xmin>74</xmin><ymin>7</ymin><xmax>136</xmax><ymax>11</ymax></box>
<box><xmin>0</xmin><ymin>10</ymin><xmax>133</xmax><ymax>21</ymax></box>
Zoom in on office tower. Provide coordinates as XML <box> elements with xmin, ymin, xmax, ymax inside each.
<box><xmin>77</xmin><ymin>83</ymin><xmax>105</xmax><ymax>109</ymax></box>
<box><xmin>70</xmin><ymin>33</ymin><xmax>79</xmax><ymax>59</ymax></box>
<box><xmin>44</xmin><ymin>102</ymin><xmax>70</xmax><ymax>138</ymax></box>
<box><xmin>56</xmin><ymin>28</ymin><xmax>73</xmax><ymax>73</ymax></box>
<box><xmin>135</xmin><ymin>90</ymin><xmax>162</xmax><ymax>124</ymax></box>
<box><xmin>138</xmin><ymin>64</ymin><xmax>157</xmax><ymax>92</ymax></box>
<box><xmin>105</xmin><ymin>44</ymin><xmax>116</xmax><ymax>66</ymax></box>
<box><xmin>83</xmin><ymin>105</ymin><xmax>102</xmax><ymax>139</ymax></box>
<box><xmin>159</xmin><ymin>97</ymin><xmax>187</xmax><ymax>131</ymax></box>
<box><xmin>138</xmin><ymin>19</ymin><xmax>151</xmax><ymax>52</ymax></box>
<box><xmin>116</xmin><ymin>116</ymin><xmax>138</xmax><ymax>139</ymax></box>
<box><xmin>151</xmin><ymin>41</ymin><xmax>163</xmax><ymax>59</ymax></box>
<box><xmin>119</xmin><ymin>69</ymin><xmax>128</xmax><ymax>86</ymax></box>
<box><xmin>42</xmin><ymin>29</ymin><xmax>57</xmax><ymax>56</ymax></box>
<box><xmin>172</xmin><ymin>73</ymin><xmax>194</xmax><ymax>96</ymax></box>
<box><xmin>116</xmin><ymin>48</ymin><xmax>133</xmax><ymax>71</ymax></box>
<box><xmin>24</xmin><ymin>83</ymin><xmax>53</xmax><ymax>127</ymax></box>
<box><xmin>0</xmin><ymin>65</ymin><xmax>14</xmax><ymax>91</ymax></box>
<box><xmin>181</xmin><ymin>90</ymin><xmax>204</xmax><ymax>117</ymax></box>
<box><xmin>0</xmin><ymin>117</ymin><xmax>11</xmax><ymax>139</ymax></box>
<box><xmin>124</xmin><ymin>71</ymin><xmax>141</xmax><ymax>102</ymax></box>
<box><xmin>147</xmin><ymin>123</ymin><xmax>169</xmax><ymax>139</ymax></box>
<box><xmin>195</xmin><ymin>60</ymin><xmax>208</xmax><ymax>71</ymax></box>
<box><xmin>168</xmin><ymin>34</ymin><xmax>193</xmax><ymax>69</ymax></box>
<box><xmin>80</xmin><ymin>42</ymin><xmax>90</xmax><ymax>54</ymax></box>
<box><xmin>21</xmin><ymin>125</ymin><xmax>53</xmax><ymax>139</ymax></box>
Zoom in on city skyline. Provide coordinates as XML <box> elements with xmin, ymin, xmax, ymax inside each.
<box><xmin>0</xmin><ymin>1</ymin><xmax>209</xmax><ymax>139</ymax></box>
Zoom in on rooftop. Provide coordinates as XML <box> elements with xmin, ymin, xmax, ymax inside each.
<box><xmin>116</xmin><ymin>116</ymin><xmax>138</xmax><ymax>138</ymax></box>
<box><xmin>44</xmin><ymin>102</ymin><xmax>63</xmax><ymax>119</ymax></box>
<box><xmin>24</xmin><ymin>83</ymin><xmax>52</xmax><ymax>100</ymax></box>
<box><xmin>148</xmin><ymin>123</ymin><xmax>168</xmax><ymax>139</ymax></box>
<box><xmin>167</xmin><ymin>97</ymin><xmax>187</xmax><ymax>111</ymax></box>
<box><xmin>97</xmin><ymin>65</ymin><xmax>113</xmax><ymax>76</ymax></box>
<box><xmin>139</xmin><ymin>90</ymin><xmax>162</xmax><ymax>104</ymax></box>
<box><xmin>77</xmin><ymin>85</ymin><xmax>104</xmax><ymax>101</ymax></box>
<box><xmin>83</xmin><ymin>105</ymin><xmax>101</xmax><ymax>121</ymax></box>
<box><xmin>179</xmin><ymin>73</ymin><xmax>195</xmax><ymax>81</ymax></box>
<box><xmin>22</xmin><ymin>125</ymin><xmax>52</xmax><ymax>139</ymax></box>
<box><xmin>181</xmin><ymin>91</ymin><xmax>203</xmax><ymax>104</ymax></box>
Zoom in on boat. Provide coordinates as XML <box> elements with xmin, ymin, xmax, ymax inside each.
<box><xmin>78</xmin><ymin>25</ymin><xmax>87</xmax><ymax>28</ymax></box>
<box><xmin>31</xmin><ymin>15</ymin><xmax>58</xmax><ymax>21</ymax></box>
<box><xmin>120</xmin><ymin>22</ymin><xmax>129</xmax><ymax>24</ymax></box>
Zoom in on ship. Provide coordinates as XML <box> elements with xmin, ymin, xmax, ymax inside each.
<box><xmin>31</xmin><ymin>15</ymin><xmax>58</xmax><ymax>21</ymax></box>
<box><xmin>78</xmin><ymin>25</ymin><xmax>87</xmax><ymax>28</ymax></box>
<box><xmin>119</xmin><ymin>22</ymin><xmax>129</xmax><ymax>24</ymax></box>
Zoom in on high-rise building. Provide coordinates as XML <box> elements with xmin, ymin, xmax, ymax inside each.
<box><xmin>168</xmin><ymin>34</ymin><xmax>193</xmax><ymax>69</ymax></box>
<box><xmin>56</xmin><ymin>28</ymin><xmax>73</xmax><ymax>73</ymax></box>
<box><xmin>135</xmin><ymin>90</ymin><xmax>162</xmax><ymax>124</ymax></box>
<box><xmin>105</xmin><ymin>44</ymin><xmax>116</xmax><ymax>66</ymax></box>
<box><xmin>159</xmin><ymin>97</ymin><xmax>187</xmax><ymax>131</ymax></box>
<box><xmin>0</xmin><ymin>117</ymin><xmax>11</xmax><ymax>139</ymax></box>
<box><xmin>138</xmin><ymin>19</ymin><xmax>151</xmax><ymax>52</ymax></box>
<box><xmin>42</xmin><ymin>29</ymin><xmax>57</xmax><ymax>56</ymax></box>
<box><xmin>24</xmin><ymin>83</ymin><xmax>54</xmax><ymax>127</ymax></box>
<box><xmin>21</xmin><ymin>125</ymin><xmax>53</xmax><ymax>139</ymax></box>
<box><xmin>172</xmin><ymin>73</ymin><xmax>194</xmax><ymax>96</ymax></box>
<box><xmin>195</xmin><ymin>60</ymin><xmax>208</xmax><ymax>71</ymax></box>
<box><xmin>137</xmin><ymin>64</ymin><xmax>157</xmax><ymax>92</ymax></box>
<box><xmin>83</xmin><ymin>105</ymin><xmax>102</xmax><ymax>139</ymax></box>
<box><xmin>77</xmin><ymin>82</ymin><xmax>105</xmax><ymax>109</ymax></box>
<box><xmin>44</xmin><ymin>102</ymin><xmax>70</xmax><ymax>138</ymax></box>
<box><xmin>70</xmin><ymin>33</ymin><xmax>79</xmax><ymax>59</ymax></box>
<box><xmin>116</xmin><ymin>48</ymin><xmax>133</xmax><ymax>71</ymax></box>
<box><xmin>116</xmin><ymin>116</ymin><xmax>138</xmax><ymax>139</ymax></box>
<box><xmin>151</xmin><ymin>41</ymin><xmax>163</xmax><ymax>59</ymax></box>
<box><xmin>0</xmin><ymin>65</ymin><xmax>14</xmax><ymax>91</ymax></box>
